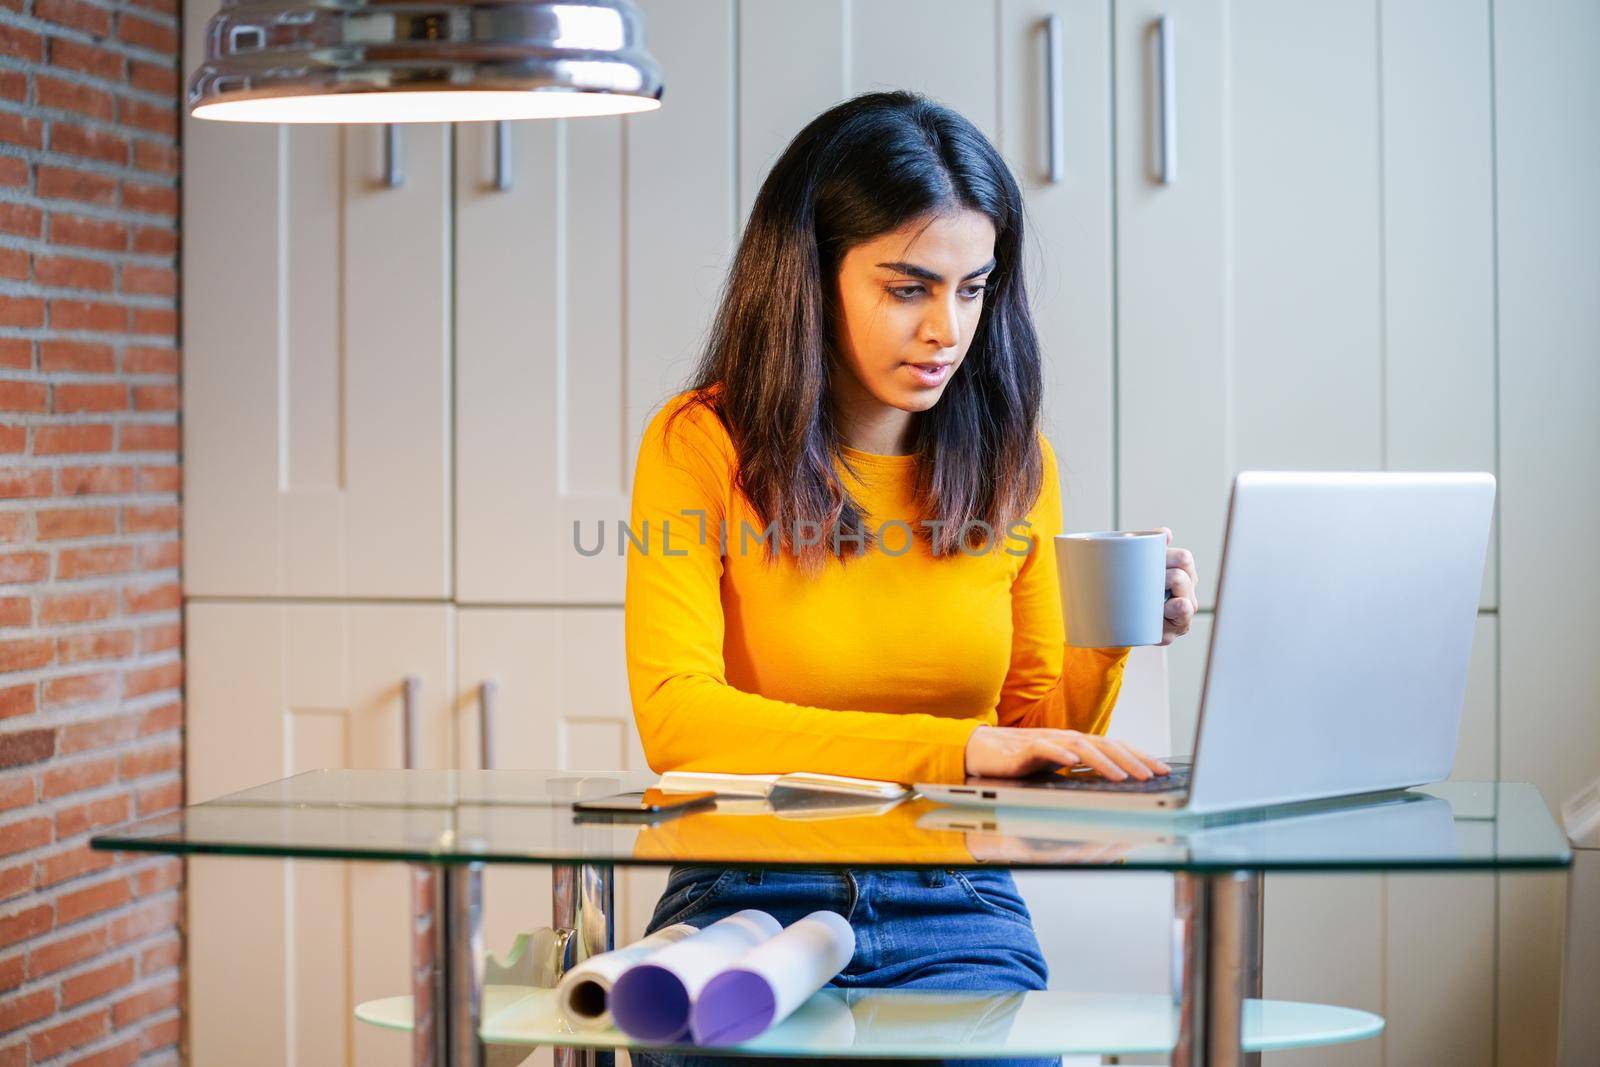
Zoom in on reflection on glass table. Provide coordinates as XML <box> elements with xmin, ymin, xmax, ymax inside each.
<box><xmin>356</xmin><ymin>985</ymin><xmax>1385</xmax><ymax>1059</ymax></box>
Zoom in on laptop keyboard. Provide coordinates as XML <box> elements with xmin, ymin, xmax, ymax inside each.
<box><xmin>1024</xmin><ymin>761</ymin><xmax>1192</xmax><ymax>794</ymax></box>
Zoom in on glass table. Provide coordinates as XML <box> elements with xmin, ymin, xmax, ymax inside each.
<box><xmin>91</xmin><ymin>772</ymin><xmax>1571</xmax><ymax>1067</ymax></box>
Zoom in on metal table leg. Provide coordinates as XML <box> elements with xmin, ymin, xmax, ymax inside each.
<box><xmin>552</xmin><ymin>861</ymin><xmax>616</xmax><ymax>1067</ymax></box>
<box><xmin>1245</xmin><ymin>871</ymin><xmax>1263</xmax><ymax>1067</ymax></box>
<box><xmin>1173</xmin><ymin>870</ymin><xmax>1262</xmax><ymax>1067</ymax></box>
<box><xmin>412</xmin><ymin>863</ymin><xmax>486</xmax><ymax>1067</ymax></box>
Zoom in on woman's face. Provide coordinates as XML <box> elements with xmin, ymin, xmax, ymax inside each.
<box><xmin>831</xmin><ymin>208</ymin><xmax>997</xmax><ymax>418</ymax></box>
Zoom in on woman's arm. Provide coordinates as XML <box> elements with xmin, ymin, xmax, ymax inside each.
<box><xmin>624</xmin><ymin>396</ymin><xmax>981</xmax><ymax>785</ymax></box>
<box><xmin>993</xmin><ymin>434</ymin><xmax>1131</xmax><ymax>736</ymax></box>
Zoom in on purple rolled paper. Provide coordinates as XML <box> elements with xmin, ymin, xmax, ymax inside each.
<box><xmin>609</xmin><ymin>909</ymin><xmax>782</xmax><ymax>1043</ymax></box>
<box><xmin>691</xmin><ymin>970</ymin><xmax>775</xmax><ymax>1044</ymax></box>
<box><xmin>690</xmin><ymin>910</ymin><xmax>855</xmax><ymax>1045</ymax></box>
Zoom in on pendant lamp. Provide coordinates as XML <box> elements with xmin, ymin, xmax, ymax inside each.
<box><xmin>187</xmin><ymin>0</ymin><xmax>663</xmax><ymax>123</ymax></box>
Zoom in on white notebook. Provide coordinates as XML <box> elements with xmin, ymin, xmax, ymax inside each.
<box><xmin>655</xmin><ymin>770</ymin><xmax>908</xmax><ymax>800</ymax></box>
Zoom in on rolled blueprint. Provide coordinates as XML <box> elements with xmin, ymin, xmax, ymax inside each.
<box><xmin>609</xmin><ymin>909</ymin><xmax>784</xmax><ymax>1043</ymax></box>
<box><xmin>556</xmin><ymin>922</ymin><xmax>698</xmax><ymax>1031</ymax></box>
<box><xmin>690</xmin><ymin>909</ymin><xmax>856</xmax><ymax>1045</ymax></box>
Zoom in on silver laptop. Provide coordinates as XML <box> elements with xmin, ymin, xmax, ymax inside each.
<box><xmin>916</xmin><ymin>471</ymin><xmax>1497</xmax><ymax>816</ymax></box>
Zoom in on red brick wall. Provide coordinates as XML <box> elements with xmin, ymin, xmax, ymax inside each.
<box><xmin>0</xmin><ymin>0</ymin><xmax>182</xmax><ymax>1059</ymax></box>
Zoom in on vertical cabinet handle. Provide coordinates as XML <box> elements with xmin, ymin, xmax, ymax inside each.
<box><xmin>402</xmin><ymin>674</ymin><xmax>421</xmax><ymax>769</ymax></box>
<box><xmin>384</xmin><ymin>123</ymin><xmax>405</xmax><ymax>188</ymax></box>
<box><xmin>478</xmin><ymin>679</ymin><xmax>499</xmax><ymax>770</ymax></box>
<box><xmin>1156</xmin><ymin>15</ymin><xmax>1176</xmax><ymax>184</ymax></box>
<box><xmin>494</xmin><ymin>121</ymin><xmax>513</xmax><ymax>192</ymax></box>
<box><xmin>1044</xmin><ymin>14</ymin><xmax>1065</xmax><ymax>183</ymax></box>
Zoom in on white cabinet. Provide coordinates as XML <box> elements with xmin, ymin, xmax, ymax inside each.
<box><xmin>1113</xmin><ymin>0</ymin><xmax>1497</xmax><ymax>612</ymax></box>
<box><xmin>624</xmin><ymin>0</ymin><xmax>743</xmax><ymax>477</ymax></box>
<box><xmin>183</xmin><ymin>603</ymin><xmax>670</xmax><ymax>1067</ymax></box>
<box><xmin>997</xmin><ymin>0</ymin><xmax>1118</xmax><ymax>534</ymax></box>
<box><xmin>185</xmin><ymin>601</ymin><xmax>455</xmax><ymax>1067</ymax></box>
<box><xmin>453</xmin><ymin>115</ymin><xmax>630</xmax><ymax>605</ymax></box>
<box><xmin>182</xmin><ymin>98</ymin><xmax>453</xmax><ymax>598</ymax></box>
<box><xmin>454</xmin><ymin>0</ymin><xmax>741</xmax><ymax>605</ymax></box>
<box><xmin>182</xmin><ymin>116</ymin><xmax>454</xmax><ymax>600</ymax></box>
<box><xmin>1494</xmin><ymin>2</ymin><xmax>1600</xmax><ymax>1062</ymax></box>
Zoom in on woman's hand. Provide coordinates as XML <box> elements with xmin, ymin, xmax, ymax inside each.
<box><xmin>1159</xmin><ymin>526</ymin><xmax>1198</xmax><ymax>647</ymax></box>
<box><xmin>964</xmin><ymin>726</ymin><xmax>1171</xmax><ymax>781</ymax></box>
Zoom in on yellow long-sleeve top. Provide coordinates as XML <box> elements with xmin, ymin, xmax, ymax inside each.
<box><xmin>624</xmin><ymin>388</ymin><xmax>1131</xmax><ymax>786</ymax></box>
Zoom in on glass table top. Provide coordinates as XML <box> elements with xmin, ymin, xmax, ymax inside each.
<box><xmin>90</xmin><ymin>770</ymin><xmax>1571</xmax><ymax>872</ymax></box>
<box><xmin>355</xmin><ymin>986</ymin><xmax>1385</xmax><ymax>1056</ymax></box>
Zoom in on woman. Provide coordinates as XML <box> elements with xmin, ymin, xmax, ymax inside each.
<box><xmin>623</xmin><ymin>90</ymin><xmax>1198</xmax><ymax>1067</ymax></box>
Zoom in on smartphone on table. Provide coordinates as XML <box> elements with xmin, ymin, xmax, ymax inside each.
<box><xmin>571</xmin><ymin>787</ymin><xmax>717</xmax><ymax>820</ymax></box>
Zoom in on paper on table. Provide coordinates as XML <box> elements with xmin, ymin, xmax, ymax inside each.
<box><xmin>657</xmin><ymin>770</ymin><xmax>907</xmax><ymax>799</ymax></box>
<box><xmin>608</xmin><ymin>909</ymin><xmax>783</xmax><ymax>1043</ymax></box>
<box><xmin>555</xmin><ymin>922</ymin><xmax>698</xmax><ymax>1031</ymax></box>
<box><xmin>690</xmin><ymin>909</ymin><xmax>856</xmax><ymax>1045</ymax></box>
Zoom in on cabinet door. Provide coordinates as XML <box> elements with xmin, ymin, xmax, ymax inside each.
<box><xmin>453</xmin><ymin>114</ymin><xmax>628</xmax><ymax>605</ymax></box>
<box><xmin>186</xmin><ymin>601</ymin><xmax>455</xmax><ymax>1066</ymax></box>
<box><xmin>1114</xmin><ymin>0</ymin><xmax>1497</xmax><ymax>611</ymax></box>
<box><xmin>456</xmin><ymin>606</ymin><xmax>663</xmax><ymax>1027</ymax></box>
<box><xmin>739</xmin><ymin>0</ymin><xmax>999</xmax><ymax>222</ymax></box>
<box><xmin>997</xmin><ymin>0</ymin><xmax>1118</xmax><ymax>536</ymax></box>
<box><xmin>182</xmin><ymin>68</ymin><xmax>453</xmax><ymax>599</ymax></box>
<box><xmin>455</xmin><ymin>0</ymin><xmax>740</xmax><ymax>604</ymax></box>
<box><xmin>1495</xmin><ymin>1</ymin><xmax>1600</xmax><ymax>1061</ymax></box>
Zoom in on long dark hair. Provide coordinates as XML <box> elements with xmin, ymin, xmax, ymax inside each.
<box><xmin>663</xmin><ymin>89</ymin><xmax>1043</xmax><ymax>576</ymax></box>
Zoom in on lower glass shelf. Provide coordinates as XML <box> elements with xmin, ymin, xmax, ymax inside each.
<box><xmin>356</xmin><ymin>985</ymin><xmax>1384</xmax><ymax>1058</ymax></box>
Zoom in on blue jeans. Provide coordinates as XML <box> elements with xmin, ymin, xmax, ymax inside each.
<box><xmin>628</xmin><ymin>864</ymin><xmax>1058</xmax><ymax>1067</ymax></box>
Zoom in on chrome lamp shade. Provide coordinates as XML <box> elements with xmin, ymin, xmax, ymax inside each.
<box><xmin>188</xmin><ymin>0</ymin><xmax>663</xmax><ymax>123</ymax></box>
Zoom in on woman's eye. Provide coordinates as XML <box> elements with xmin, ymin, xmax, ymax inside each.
<box><xmin>887</xmin><ymin>285</ymin><xmax>987</xmax><ymax>302</ymax></box>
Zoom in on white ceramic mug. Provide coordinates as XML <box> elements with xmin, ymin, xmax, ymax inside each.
<box><xmin>1054</xmin><ymin>530</ymin><xmax>1170</xmax><ymax>648</ymax></box>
